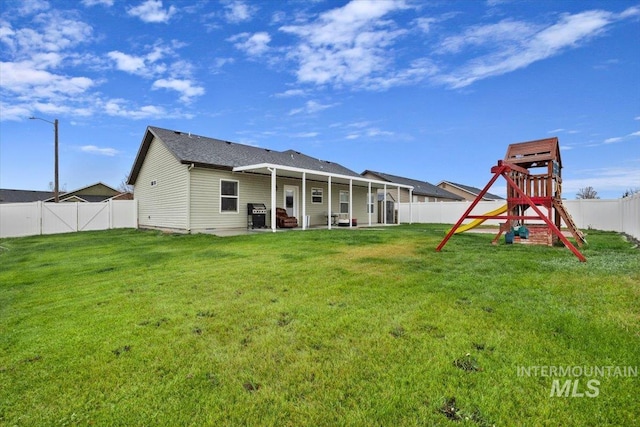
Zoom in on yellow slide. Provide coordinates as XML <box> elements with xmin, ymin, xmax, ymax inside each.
<box><xmin>448</xmin><ymin>204</ymin><xmax>508</xmax><ymax>234</ymax></box>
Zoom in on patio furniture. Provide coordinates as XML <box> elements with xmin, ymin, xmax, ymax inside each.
<box><xmin>276</xmin><ymin>208</ymin><xmax>298</xmax><ymax>228</ymax></box>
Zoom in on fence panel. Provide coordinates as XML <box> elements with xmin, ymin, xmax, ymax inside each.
<box><xmin>0</xmin><ymin>200</ymin><xmax>137</xmax><ymax>238</ymax></box>
<box><xmin>78</xmin><ymin>203</ymin><xmax>110</xmax><ymax>231</ymax></box>
<box><xmin>111</xmin><ymin>200</ymin><xmax>138</xmax><ymax>228</ymax></box>
<box><xmin>42</xmin><ymin>203</ymin><xmax>78</xmax><ymax>234</ymax></box>
<box><xmin>399</xmin><ymin>196</ymin><xmax>639</xmax><ymax>239</ymax></box>
<box><xmin>0</xmin><ymin>202</ymin><xmax>41</xmax><ymax>238</ymax></box>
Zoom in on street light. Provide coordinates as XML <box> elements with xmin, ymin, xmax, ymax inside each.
<box><xmin>29</xmin><ymin>116</ymin><xmax>59</xmax><ymax>203</ymax></box>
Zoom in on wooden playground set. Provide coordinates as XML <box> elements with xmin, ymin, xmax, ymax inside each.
<box><xmin>436</xmin><ymin>137</ymin><xmax>587</xmax><ymax>262</ymax></box>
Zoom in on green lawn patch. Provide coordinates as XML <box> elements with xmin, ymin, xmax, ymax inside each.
<box><xmin>1</xmin><ymin>225</ymin><xmax>638</xmax><ymax>425</ymax></box>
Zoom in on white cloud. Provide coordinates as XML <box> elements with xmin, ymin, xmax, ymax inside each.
<box><xmin>279</xmin><ymin>0</ymin><xmax>413</xmax><ymax>89</ymax></box>
<box><xmin>80</xmin><ymin>145</ymin><xmax>119</xmax><ymax>156</ymax></box>
<box><xmin>103</xmin><ymin>99</ymin><xmax>167</xmax><ymax>119</ymax></box>
<box><xmin>107</xmin><ymin>51</ymin><xmax>147</xmax><ymax>74</ymax></box>
<box><xmin>604</xmin><ymin>137</ymin><xmax>622</xmax><ymax>144</ymax></box>
<box><xmin>224</xmin><ymin>1</ymin><xmax>256</xmax><ymax>23</ymax></box>
<box><xmin>81</xmin><ymin>0</ymin><xmax>114</xmax><ymax>6</ymax></box>
<box><xmin>288</xmin><ymin>100</ymin><xmax>337</xmax><ymax>115</ymax></box>
<box><xmin>127</xmin><ymin>0</ymin><xmax>176</xmax><ymax>23</ymax></box>
<box><xmin>292</xmin><ymin>132</ymin><xmax>319</xmax><ymax>138</ymax></box>
<box><xmin>274</xmin><ymin>89</ymin><xmax>306</xmax><ymax>98</ymax></box>
<box><xmin>1</xmin><ymin>60</ymin><xmax>95</xmax><ymax>98</ymax></box>
<box><xmin>229</xmin><ymin>32</ymin><xmax>271</xmax><ymax>56</ymax></box>
<box><xmin>16</xmin><ymin>0</ymin><xmax>49</xmax><ymax>16</ymax></box>
<box><xmin>152</xmin><ymin>78</ymin><xmax>205</xmax><ymax>103</ymax></box>
<box><xmin>433</xmin><ymin>8</ymin><xmax>637</xmax><ymax>88</ymax></box>
<box><xmin>0</xmin><ymin>102</ymin><xmax>32</xmax><ymax>121</ymax></box>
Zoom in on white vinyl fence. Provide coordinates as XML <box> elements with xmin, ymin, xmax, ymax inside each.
<box><xmin>399</xmin><ymin>193</ymin><xmax>640</xmax><ymax>239</ymax></box>
<box><xmin>0</xmin><ymin>200</ymin><xmax>137</xmax><ymax>238</ymax></box>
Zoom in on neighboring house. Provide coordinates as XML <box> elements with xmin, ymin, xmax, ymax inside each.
<box><xmin>437</xmin><ymin>181</ymin><xmax>504</xmax><ymax>201</ymax></box>
<box><xmin>361</xmin><ymin>170</ymin><xmax>463</xmax><ymax>203</ymax></box>
<box><xmin>127</xmin><ymin>126</ymin><xmax>413</xmax><ymax>233</ymax></box>
<box><xmin>0</xmin><ymin>182</ymin><xmax>126</xmax><ymax>203</ymax></box>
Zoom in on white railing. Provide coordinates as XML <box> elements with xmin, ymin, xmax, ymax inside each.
<box><xmin>0</xmin><ymin>200</ymin><xmax>137</xmax><ymax>238</ymax></box>
<box><xmin>399</xmin><ymin>194</ymin><xmax>640</xmax><ymax>239</ymax></box>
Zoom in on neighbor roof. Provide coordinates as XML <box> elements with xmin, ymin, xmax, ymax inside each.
<box><xmin>362</xmin><ymin>170</ymin><xmax>463</xmax><ymax>200</ymax></box>
<box><xmin>0</xmin><ymin>189</ymin><xmax>54</xmax><ymax>203</ymax></box>
<box><xmin>439</xmin><ymin>181</ymin><xmax>504</xmax><ymax>200</ymax></box>
<box><xmin>0</xmin><ymin>182</ymin><xmax>122</xmax><ymax>204</ymax></box>
<box><xmin>128</xmin><ymin>126</ymin><xmax>362</xmax><ymax>185</ymax></box>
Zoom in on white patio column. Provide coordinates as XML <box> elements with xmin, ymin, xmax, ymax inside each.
<box><xmin>383</xmin><ymin>184</ymin><xmax>387</xmax><ymax>224</ymax></box>
<box><xmin>327</xmin><ymin>176</ymin><xmax>332</xmax><ymax>230</ymax></box>
<box><xmin>368</xmin><ymin>182</ymin><xmax>372</xmax><ymax>226</ymax></box>
<box><xmin>271</xmin><ymin>167</ymin><xmax>277</xmax><ymax>232</ymax></box>
<box><xmin>302</xmin><ymin>172</ymin><xmax>307</xmax><ymax>230</ymax></box>
<box><xmin>349</xmin><ymin>179</ymin><xmax>353</xmax><ymax>228</ymax></box>
<box><xmin>397</xmin><ymin>186</ymin><xmax>401</xmax><ymax>224</ymax></box>
<box><xmin>409</xmin><ymin>188</ymin><xmax>413</xmax><ymax>224</ymax></box>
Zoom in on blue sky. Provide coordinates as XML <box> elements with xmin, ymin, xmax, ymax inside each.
<box><xmin>1</xmin><ymin>0</ymin><xmax>638</xmax><ymax>199</ymax></box>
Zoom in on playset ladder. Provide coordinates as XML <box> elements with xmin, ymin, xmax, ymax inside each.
<box><xmin>552</xmin><ymin>198</ymin><xmax>587</xmax><ymax>246</ymax></box>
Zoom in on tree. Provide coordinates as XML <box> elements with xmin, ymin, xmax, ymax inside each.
<box><xmin>118</xmin><ymin>174</ymin><xmax>133</xmax><ymax>194</ymax></box>
<box><xmin>576</xmin><ymin>186</ymin><xmax>599</xmax><ymax>199</ymax></box>
<box><xmin>621</xmin><ymin>188</ymin><xmax>640</xmax><ymax>198</ymax></box>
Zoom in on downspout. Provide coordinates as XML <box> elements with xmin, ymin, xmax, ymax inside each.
<box><xmin>187</xmin><ymin>163</ymin><xmax>194</xmax><ymax>233</ymax></box>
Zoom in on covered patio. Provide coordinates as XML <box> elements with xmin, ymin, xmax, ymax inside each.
<box><xmin>233</xmin><ymin>163</ymin><xmax>414</xmax><ymax>232</ymax></box>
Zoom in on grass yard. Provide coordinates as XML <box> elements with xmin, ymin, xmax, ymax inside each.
<box><xmin>1</xmin><ymin>225</ymin><xmax>638</xmax><ymax>426</ymax></box>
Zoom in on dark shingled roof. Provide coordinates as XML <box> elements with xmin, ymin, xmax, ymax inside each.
<box><xmin>363</xmin><ymin>170</ymin><xmax>463</xmax><ymax>200</ymax></box>
<box><xmin>129</xmin><ymin>126</ymin><xmax>361</xmax><ymax>184</ymax></box>
<box><xmin>441</xmin><ymin>181</ymin><xmax>504</xmax><ymax>200</ymax></box>
<box><xmin>0</xmin><ymin>189</ymin><xmax>54</xmax><ymax>203</ymax></box>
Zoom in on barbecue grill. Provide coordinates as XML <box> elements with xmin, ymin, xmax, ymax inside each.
<box><xmin>247</xmin><ymin>203</ymin><xmax>267</xmax><ymax>229</ymax></box>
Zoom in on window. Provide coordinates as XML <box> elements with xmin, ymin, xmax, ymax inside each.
<box><xmin>220</xmin><ymin>179</ymin><xmax>239</xmax><ymax>213</ymax></box>
<box><xmin>311</xmin><ymin>188</ymin><xmax>323</xmax><ymax>204</ymax></box>
<box><xmin>368</xmin><ymin>193</ymin><xmax>375</xmax><ymax>214</ymax></box>
<box><xmin>339</xmin><ymin>190</ymin><xmax>349</xmax><ymax>214</ymax></box>
<box><xmin>150</xmin><ymin>180</ymin><xmax>157</xmax><ymax>187</ymax></box>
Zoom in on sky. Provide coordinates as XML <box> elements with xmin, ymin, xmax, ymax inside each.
<box><xmin>1</xmin><ymin>0</ymin><xmax>639</xmax><ymax>199</ymax></box>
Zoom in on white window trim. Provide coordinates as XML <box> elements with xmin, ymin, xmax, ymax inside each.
<box><xmin>311</xmin><ymin>187</ymin><xmax>323</xmax><ymax>204</ymax></box>
<box><xmin>339</xmin><ymin>190</ymin><xmax>349</xmax><ymax>214</ymax></box>
<box><xmin>220</xmin><ymin>179</ymin><xmax>239</xmax><ymax>214</ymax></box>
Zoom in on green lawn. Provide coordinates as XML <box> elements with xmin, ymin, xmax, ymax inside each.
<box><xmin>1</xmin><ymin>225</ymin><xmax>638</xmax><ymax>426</ymax></box>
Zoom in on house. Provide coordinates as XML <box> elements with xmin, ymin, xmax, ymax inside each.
<box><xmin>362</xmin><ymin>170</ymin><xmax>463</xmax><ymax>203</ymax></box>
<box><xmin>127</xmin><ymin>126</ymin><xmax>413</xmax><ymax>233</ymax></box>
<box><xmin>0</xmin><ymin>182</ymin><xmax>126</xmax><ymax>203</ymax></box>
<box><xmin>361</xmin><ymin>170</ymin><xmax>463</xmax><ymax>224</ymax></box>
<box><xmin>436</xmin><ymin>181</ymin><xmax>504</xmax><ymax>201</ymax></box>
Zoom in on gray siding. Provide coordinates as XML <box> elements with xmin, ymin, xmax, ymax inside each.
<box><xmin>134</xmin><ymin>136</ymin><xmax>188</xmax><ymax>230</ymax></box>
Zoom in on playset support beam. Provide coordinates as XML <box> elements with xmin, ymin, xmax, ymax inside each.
<box><xmin>436</xmin><ymin>161</ymin><xmax>586</xmax><ymax>262</ymax></box>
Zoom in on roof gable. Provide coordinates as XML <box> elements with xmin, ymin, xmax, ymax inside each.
<box><xmin>504</xmin><ymin>137</ymin><xmax>561</xmax><ymax>169</ymax></box>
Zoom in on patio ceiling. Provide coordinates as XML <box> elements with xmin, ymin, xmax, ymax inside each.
<box><xmin>232</xmin><ymin>163</ymin><xmax>414</xmax><ymax>190</ymax></box>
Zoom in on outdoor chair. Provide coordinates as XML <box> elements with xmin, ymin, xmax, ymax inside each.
<box><xmin>275</xmin><ymin>208</ymin><xmax>298</xmax><ymax>228</ymax></box>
